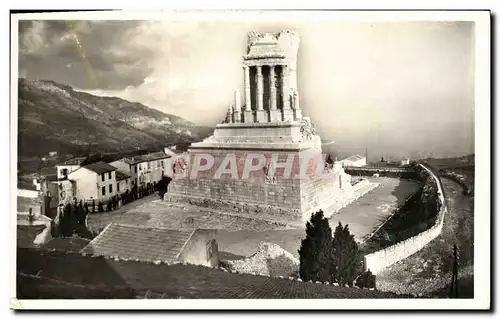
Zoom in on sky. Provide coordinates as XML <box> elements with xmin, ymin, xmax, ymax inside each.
<box><xmin>18</xmin><ymin>17</ymin><xmax>475</xmax><ymax>161</ymax></box>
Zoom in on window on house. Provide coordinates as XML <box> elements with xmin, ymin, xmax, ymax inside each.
<box><xmin>102</xmin><ymin>187</ymin><xmax>106</xmax><ymax>196</ymax></box>
<box><xmin>147</xmin><ymin>162</ymin><xmax>151</xmax><ymax>169</ymax></box>
<box><xmin>101</xmin><ymin>174</ymin><xmax>105</xmax><ymax>182</ymax></box>
<box><xmin>117</xmin><ymin>183</ymin><xmax>120</xmax><ymax>192</ymax></box>
<box><xmin>134</xmin><ymin>166</ymin><xmax>138</xmax><ymax>173</ymax></box>
<box><xmin>161</xmin><ymin>161</ymin><xmax>164</xmax><ymax>167</ymax></box>
<box><xmin>108</xmin><ymin>172</ymin><xmax>112</xmax><ymax>179</ymax></box>
<box><xmin>61</xmin><ymin>168</ymin><xmax>68</xmax><ymax>176</ymax></box>
<box><xmin>139</xmin><ymin>166</ymin><xmax>142</xmax><ymax>171</ymax></box>
<box><xmin>109</xmin><ymin>184</ymin><xmax>113</xmax><ymax>193</ymax></box>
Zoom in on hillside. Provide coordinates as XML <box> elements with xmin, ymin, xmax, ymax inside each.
<box><xmin>17</xmin><ymin>78</ymin><xmax>213</xmax><ymax>157</ymax></box>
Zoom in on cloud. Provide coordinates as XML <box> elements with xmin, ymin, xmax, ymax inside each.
<box><xmin>19</xmin><ymin>20</ymin><xmax>154</xmax><ymax>90</ymax></box>
<box><xmin>18</xmin><ymin>18</ymin><xmax>475</xmax><ymax>159</ymax></box>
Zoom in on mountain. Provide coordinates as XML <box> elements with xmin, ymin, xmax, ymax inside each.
<box><xmin>17</xmin><ymin>78</ymin><xmax>213</xmax><ymax>157</ymax></box>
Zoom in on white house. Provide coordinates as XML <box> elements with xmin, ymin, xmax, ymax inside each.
<box><xmin>401</xmin><ymin>158</ymin><xmax>410</xmax><ymax>166</ymax></box>
<box><xmin>112</xmin><ymin>150</ymin><xmax>173</xmax><ymax>188</ymax></box>
<box><xmin>115</xmin><ymin>170</ymin><xmax>131</xmax><ymax>195</ymax></box>
<box><xmin>67</xmin><ymin>161</ymin><xmax>118</xmax><ymax>203</ymax></box>
<box><xmin>56</xmin><ymin>156</ymin><xmax>87</xmax><ymax>180</ymax></box>
<box><xmin>340</xmin><ymin>154</ymin><xmax>367</xmax><ymax>168</ymax></box>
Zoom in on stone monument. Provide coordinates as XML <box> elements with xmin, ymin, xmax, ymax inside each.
<box><xmin>166</xmin><ymin>30</ymin><xmax>375</xmax><ymax>223</ymax></box>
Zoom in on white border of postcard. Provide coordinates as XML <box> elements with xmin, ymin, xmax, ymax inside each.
<box><xmin>9</xmin><ymin>9</ymin><xmax>490</xmax><ymax>310</ymax></box>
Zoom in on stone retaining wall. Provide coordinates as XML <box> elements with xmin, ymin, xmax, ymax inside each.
<box><xmin>363</xmin><ymin>164</ymin><xmax>447</xmax><ymax>274</ymax></box>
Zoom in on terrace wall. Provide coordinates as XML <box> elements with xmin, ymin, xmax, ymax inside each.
<box><xmin>363</xmin><ymin>164</ymin><xmax>447</xmax><ymax>274</ymax></box>
<box><xmin>345</xmin><ymin>166</ymin><xmax>418</xmax><ymax>179</ymax></box>
<box><xmin>18</xmin><ymin>188</ymin><xmax>39</xmax><ymax>198</ymax></box>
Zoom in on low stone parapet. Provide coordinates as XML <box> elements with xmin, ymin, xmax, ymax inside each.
<box><xmin>363</xmin><ymin>164</ymin><xmax>447</xmax><ymax>274</ymax></box>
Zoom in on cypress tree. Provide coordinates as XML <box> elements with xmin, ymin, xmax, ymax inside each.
<box><xmin>331</xmin><ymin>222</ymin><xmax>360</xmax><ymax>285</ymax></box>
<box><xmin>298</xmin><ymin>210</ymin><xmax>333</xmax><ymax>282</ymax></box>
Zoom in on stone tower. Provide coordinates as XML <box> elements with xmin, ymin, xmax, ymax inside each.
<box><xmin>166</xmin><ymin>31</ymin><xmax>373</xmax><ymax>223</ymax></box>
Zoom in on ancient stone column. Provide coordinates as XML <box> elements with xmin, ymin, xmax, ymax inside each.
<box><xmin>281</xmin><ymin>65</ymin><xmax>290</xmax><ymax>110</ymax></box>
<box><xmin>270</xmin><ymin>66</ymin><xmax>277</xmax><ymax>110</ymax></box>
<box><xmin>256</xmin><ymin>65</ymin><xmax>263</xmax><ymax>111</ymax></box>
<box><xmin>281</xmin><ymin>65</ymin><xmax>295</xmax><ymax>121</ymax></box>
<box><xmin>244</xmin><ymin>66</ymin><xmax>251</xmax><ymax>111</ymax></box>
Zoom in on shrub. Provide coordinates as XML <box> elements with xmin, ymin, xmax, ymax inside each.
<box><xmin>355</xmin><ymin>270</ymin><xmax>376</xmax><ymax>289</ymax></box>
<box><xmin>156</xmin><ymin>176</ymin><xmax>172</xmax><ymax>197</ymax></box>
<box><xmin>59</xmin><ymin>203</ymin><xmax>75</xmax><ymax>237</ymax></box>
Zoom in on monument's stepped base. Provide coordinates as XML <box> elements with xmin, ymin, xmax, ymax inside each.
<box><xmin>165</xmin><ymin>178</ymin><xmax>379</xmax><ymax>224</ymax></box>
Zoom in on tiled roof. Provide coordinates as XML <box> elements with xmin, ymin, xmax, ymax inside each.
<box><xmin>82</xmin><ymin>162</ymin><xmax>117</xmax><ymax>175</ymax></box>
<box><xmin>18</xmin><ymin>248</ymin><xmax>410</xmax><ymax>299</ymax></box>
<box><xmin>115</xmin><ymin>171</ymin><xmax>131</xmax><ymax>181</ymax></box>
<box><xmin>119</xmin><ymin>151</ymin><xmax>171</xmax><ymax>165</ymax></box>
<box><xmin>62</xmin><ymin>156</ymin><xmax>88</xmax><ymax>165</ymax></box>
<box><xmin>80</xmin><ymin>224</ymin><xmax>195</xmax><ymax>263</ymax></box>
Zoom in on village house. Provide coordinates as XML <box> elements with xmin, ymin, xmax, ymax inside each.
<box><xmin>115</xmin><ymin>170</ymin><xmax>132</xmax><ymax>195</ymax></box>
<box><xmin>401</xmin><ymin>157</ymin><xmax>411</xmax><ymax>166</ymax></box>
<box><xmin>340</xmin><ymin>154</ymin><xmax>367</xmax><ymax>168</ymax></box>
<box><xmin>56</xmin><ymin>156</ymin><xmax>87</xmax><ymax>180</ymax></box>
<box><xmin>111</xmin><ymin>150</ymin><xmax>173</xmax><ymax>188</ymax></box>
<box><xmin>67</xmin><ymin>161</ymin><xmax>118</xmax><ymax>204</ymax></box>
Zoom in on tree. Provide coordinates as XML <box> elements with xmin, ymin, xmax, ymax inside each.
<box><xmin>92</xmin><ymin>199</ymin><xmax>96</xmax><ymax>213</ymax></box>
<box><xmin>421</xmin><ymin>176</ymin><xmax>440</xmax><ymax>219</ymax></box>
<box><xmin>331</xmin><ymin>222</ymin><xmax>360</xmax><ymax>285</ymax></box>
<box><xmin>76</xmin><ymin>200</ymin><xmax>86</xmax><ymax>226</ymax></box>
<box><xmin>98</xmin><ymin>201</ymin><xmax>104</xmax><ymax>213</ymax></box>
<box><xmin>156</xmin><ymin>176</ymin><xmax>172</xmax><ymax>197</ymax></box>
<box><xmin>59</xmin><ymin>203</ymin><xmax>74</xmax><ymax>237</ymax></box>
<box><xmin>298</xmin><ymin>210</ymin><xmax>334</xmax><ymax>282</ymax></box>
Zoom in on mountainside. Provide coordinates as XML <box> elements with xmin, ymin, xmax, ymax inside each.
<box><xmin>17</xmin><ymin>79</ymin><xmax>213</xmax><ymax>157</ymax></box>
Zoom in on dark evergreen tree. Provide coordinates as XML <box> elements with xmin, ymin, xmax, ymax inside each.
<box><xmin>76</xmin><ymin>200</ymin><xmax>85</xmax><ymax>226</ymax></box>
<box><xmin>298</xmin><ymin>210</ymin><xmax>334</xmax><ymax>282</ymax></box>
<box><xmin>331</xmin><ymin>222</ymin><xmax>360</xmax><ymax>285</ymax></box>
<box><xmin>59</xmin><ymin>203</ymin><xmax>74</xmax><ymax>237</ymax></box>
<box><xmin>92</xmin><ymin>199</ymin><xmax>96</xmax><ymax>213</ymax></box>
<box><xmin>106</xmin><ymin>200</ymin><xmax>112</xmax><ymax>211</ymax></box>
<box><xmin>98</xmin><ymin>201</ymin><xmax>104</xmax><ymax>213</ymax></box>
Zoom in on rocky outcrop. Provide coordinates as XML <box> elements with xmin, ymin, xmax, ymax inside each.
<box><xmin>227</xmin><ymin>242</ymin><xmax>299</xmax><ymax>277</ymax></box>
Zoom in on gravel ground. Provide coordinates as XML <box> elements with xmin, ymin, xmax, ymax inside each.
<box><xmin>375</xmin><ymin>178</ymin><xmax>474</xmax><ymax>297</ymax></box>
